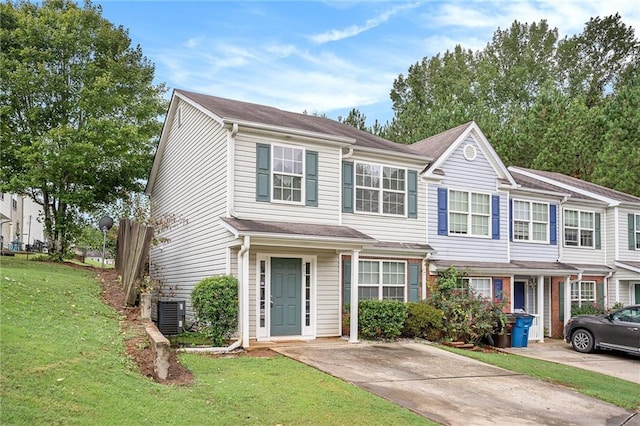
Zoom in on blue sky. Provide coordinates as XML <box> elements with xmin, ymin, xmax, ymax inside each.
<box><xmin>95</xmin><ymin>1</ymin><xmax>640</xmax><ymax>126</ymax></box>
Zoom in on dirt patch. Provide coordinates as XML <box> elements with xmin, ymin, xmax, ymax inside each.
<box><xmin>95</xmin><ymin>268</ymin><xmax>194</xmax><ymax>386</ymax></box>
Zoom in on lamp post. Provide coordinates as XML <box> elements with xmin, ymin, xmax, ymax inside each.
<box><xmin>98</xmin><ymin>216</ymin><xmax>113</xmax><ymax>268</ymax></box>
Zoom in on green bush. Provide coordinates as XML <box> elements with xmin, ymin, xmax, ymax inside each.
<box><xmin>571</xmin><ymin>302</ymin><xmax>605</xmax><ymax>316</ymax></box>
<box><xmin>427</xmin><ymin>267</ymin><xmax>508</xmax><ymax>344</ymax></box>
<box><xmin>358</xmin><ymin>300</ymin><xmax>407</xmax><ymax>340</ymax></box>
<box><xmin>402</xmin><ymin>302</ymin><xmax>444</xmax><ymax>340</ymax></box>
<box><xmin>191</xmin><ymin>275</ymin><xmax>239</xmax><ymax>346</ymax></box>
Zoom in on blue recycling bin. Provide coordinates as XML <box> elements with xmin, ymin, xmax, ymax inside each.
<box><xmin>511</xmin><ymin>314</ymin><xmax>534</xmax><ymax>347</ymax></box>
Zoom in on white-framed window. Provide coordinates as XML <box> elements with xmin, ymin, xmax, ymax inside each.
<box><xmin>355</xmin><ymin>162</ymin><xmax>406</xmax><ymax>216</ymax></box>
<box><xmin>571</xmin><ymin>281</ymin><xmax>595</xmax><ymax>306</ymax></box>
<box><xmin>464</xmin><ymin>277</ymin><xmax>492</xmax><ymax>299</ymax></box>
<box><xmin>449</xmin><ymin>190</ymin><xmax>490</xmax><ymax>237</ymax></box>
<box><xmin>272</xmin><ymin>144</ymin><xmax>304</xmax><ymax>203</ymax></box>
<box><xmin>513</xmin><ymin>200</ymin><xmax>548</xmax><ymax>242</ymax></box>
<box><xmin>564</xmin><ymin>209</ymin><xmax>594</xmax><ymax>247</ymax></box>
<box><xmin>358</xmin><ymin>260</ymin><xmax>406</xmax><ymax>301</ymax></box>
<box><xmin>635</xmin><ymin>214</ymin><xmax>640</xmax><ymax>250</ymax></box>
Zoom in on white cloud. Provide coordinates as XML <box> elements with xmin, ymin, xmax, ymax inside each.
<box><xmin>310</xmin><ymin>2</ymin><xmax>422</xmax><ymax>44</ymax></box>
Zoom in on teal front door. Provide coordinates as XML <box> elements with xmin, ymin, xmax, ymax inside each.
<box><xmin>271</xmin><ymin>258</ymin><xmax>302</xmax><ymax>336</ymax></box>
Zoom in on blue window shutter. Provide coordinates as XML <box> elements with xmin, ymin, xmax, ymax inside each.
<box><xmin>343</xmin><ymin>259</ymin><xmax>351</xmax><ymax>309</ymax></box>
<box><xmin>493</xmin><ymin>279</ymin><xmax>503</xmax><ymax>301</ymax></box>
<box><xmin>509</xmin><ymin>199</ymin><xmax>513</xmax><ymax>241</ymax></box>
<box><xmin>549</xmin><ymin>204</ymin><xmax>557</xmax><ymax>245</ymax></box>
<box><xmin>342</xmin><ymin>161</ymin><xmax>354</xmax><ymax>213</ymax></box>
<box><xmin>409</xmin><ymin>263</ymin><xmax>420</xmax><ymax>301</ymax></box>
<box><xmin>492</xmin><ymin>195</ymin><xmax>500</xmax><ymax>240</ymax></box>
<box><xmin>596</xmin><ymin>282</ymin><xmax>604</xmax><ymax>307</ymax></box>
<box><xmin>559</xmin><ymin>281</ymin><xmax>565</xmax><ymax>322</ymax></box>
<box><xmin>437</xmin><ymin>188</ymin><xmax>448</xmax><ymax>235</ymax></box>
<box><xmin>256</xmin><ymin>144</ymin><xmax>270</xmax><ymax>202</ymax></box>
<box><xmin>628</xmin><ymin>214</ymin><xmax>635</xmax><ymax>250</ymax></box>
<box><xmin>305</xmin><ymin>150</ymin><xmax>318</xmax><ymax>207</ymax></box>
<box><xmin>594</xmin><ymin>212</ymin><xmax>601</xmax><ymax>249</ymax></box>
<box><xmin>407</xmin><ymin>170</ymin><xmax>418</xmax><ymax>219</ymax></box>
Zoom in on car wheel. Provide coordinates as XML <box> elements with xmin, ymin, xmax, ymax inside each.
<box><xmin>571</xmin><ymin>329</ymin><xmax>594</xmax><ymax>353</ymax></box>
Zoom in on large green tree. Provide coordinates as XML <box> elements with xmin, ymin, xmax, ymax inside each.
<box><xmin>0</xmin><ymin>0</ymin><xmax>167</xmax><ymax>259</ymax></box>
<box><xmin>385</xmin><ymin>15</ymin><xmax>639</xmax><ymax>196</ymax></box>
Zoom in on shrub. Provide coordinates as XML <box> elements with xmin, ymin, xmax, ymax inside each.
<box><xmin>191</xmin><ymin>275</ymin><xmax>239</xmax><ymax>346</ymax></box>
<box><xmin>427</xmin><ymin>267</ymin><xmax>508</xmax><ymax>344</ymax></box>
<box><xmin>402</xmin><ymin>302</ymin><xmax>444</xmax><ymax>340</ymax></box>
<box><xmin>571</xmin><ymin>302</ymin><xmax>605</xmax><ymax>316</ymax></box>
<box><xmin>358</xmin><ymin>300</ymin><xmax>407</xmax><ymax>340</ymax></box>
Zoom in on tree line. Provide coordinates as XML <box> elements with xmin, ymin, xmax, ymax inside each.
<box><xmin>341</xmin><ymin>15</ymin><xmax>639</xmax><ymax>197</ymax></box>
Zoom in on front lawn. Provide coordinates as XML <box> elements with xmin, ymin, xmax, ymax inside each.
<box><xmin>0</xmin><ymin>257</ymin><xmax>429</xmax><ymax>425</ymax></box>
<box><xmin>442</xmin><ymin>346</ymin><xmax>640</xmax><ymax>411</ymax></box>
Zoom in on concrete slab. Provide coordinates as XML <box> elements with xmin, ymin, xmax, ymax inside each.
<box><xmin>274</xmin><ymin>342</ymin><xmax>638</xmax><ymax>426</ymax></box>
<box><xmin>502</xmin><ymin>339</ymin><xmax>640</xmax><ymax>384</ymax></box>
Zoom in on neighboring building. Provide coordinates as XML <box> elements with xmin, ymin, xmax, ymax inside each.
<box><xmin>147</xmin><ymin>90</ymin><xmax>640</xmax><ymax>345</ymax></box>
<box><xmin>0</xmin><ymin>193</ymin><xmax>46</xmax><ymax>251</ymax></box>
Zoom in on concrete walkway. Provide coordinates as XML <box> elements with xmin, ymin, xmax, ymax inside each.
<box><xmin>501</xmin><ymin>338</ymin><xmax>640</xmax><ymax>384</ymax></box>
<box><xmin>273</xmin><ymin>341</ymin><xmax>639</xmax><ymax>426</ymax></box>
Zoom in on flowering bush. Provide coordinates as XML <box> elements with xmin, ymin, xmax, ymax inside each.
<box><xmin>427</xmin><ymin>267</ymin><xmax>508</xmax><ymax>344</ymax></box>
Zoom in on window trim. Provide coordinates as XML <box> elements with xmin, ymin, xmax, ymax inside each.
<box><xmin>357</xmin><ymin>259</ymin><xmax>407</xmax><ymax>302</ymax></box>
<box><xmin>563</xmin><ymin>208</ymin><xmax>595</xmax><ymax>248</ymax></box>
<box><xmin>354</xmin><ymin>161</ymin><xmax>407</xmax><ymax>217</ymax></box>
<box><xmin>635</xmin><ymin>214</ymin><xmax>640</xmax><ymax>250</ymax></box>
<box><xmin>448</xmin><ymin>188</ymin><xmax>492</xmax><ymax>238</ymax></box>
<box><xmin>463</xmin><ymin>277</ymin><xmax>493</xmax><ymax>299</ymax></box>
<box><xmin>270</xmin><ymin>143</ymin><xmax>305</xmax><ymax>205</ymax></box>
<box><xmin>512</xmin><ymin>199</ymin><xmax>549</xmax><ymax>244</ymax></box>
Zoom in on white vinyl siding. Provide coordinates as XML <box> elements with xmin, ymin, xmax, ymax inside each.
<box><xmin>149</xmin><ymin>100</ymin><xmax>233</xmax><ymax>321</ymax></box>
<box><xmin>234</xmin><ymin>133</ymin><xmax>340</xmax><ymax>224</ymax></box>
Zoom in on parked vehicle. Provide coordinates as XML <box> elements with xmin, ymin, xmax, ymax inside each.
<box><xmin>564</xmin><ymin>305</ymin><xmax>640</xmax><ymax>355</ymax></box>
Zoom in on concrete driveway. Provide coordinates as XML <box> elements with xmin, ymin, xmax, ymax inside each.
<box><xmin>273</xmin><ymin>342</ymin><xmax>638</xmax><ymax>426</ymax></box>
<box><xmin>502</xmin><ymin>339</ymin><xmax>640</xmax><ymax>384</ymax></box>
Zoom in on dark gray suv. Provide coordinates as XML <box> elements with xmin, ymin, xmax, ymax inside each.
<box><xmin>564</xmin><ymin>305</ymin><xmax>640</xmax><ymax>354</ymax></box>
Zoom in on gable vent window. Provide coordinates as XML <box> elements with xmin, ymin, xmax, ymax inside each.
<box><xmin>463</xmin><ymin>144</ymin><xmax>477</xmax><ymax>161</ymax></box>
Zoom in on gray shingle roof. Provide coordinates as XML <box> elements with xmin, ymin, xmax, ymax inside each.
<box><xmin>220</xmin><ymin>217</ymin><xmax>375</xmax><ymax>241</ymax></box>
<box><xmin>509</xmin><ymin>168</ymin><xmax>594</xmax><ymax>200</ymax></box>
<box><xmin>512</xmin><ymin>167</ymin><xmax>640</xmax><ymax>205</ymax></box>
<box><xmin>409</xmin><ymin>122</ymin><xmax>473</xmax><ymax>160</ymax></box>
<box><xmin>432</xmin><ymin>259</ymin><xmax>577</xmax><ymax>273</ymax></box>
<box><xmin>176</xmin><ymin>89</ymin><xmax>423</xmax><ymax>157</ymax></box>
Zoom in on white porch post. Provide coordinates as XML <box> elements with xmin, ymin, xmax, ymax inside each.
<box><xmin>241</xmin><ymin>237</ymin><xmax>251</xmax><ymax>348</ymax></box>
<box><xmin>537</xmin><ymin>275</ymin><xmax>544</xmax><ymax>342</ymax></box>
<box><xmin>349</xmin><ymin>250</ymin><xmax>360</xmax><ymax>343</ymax></box>
<box><xmin>564</xmin><ymin>275</ymin><xmax>572</xmax><ymax>327</ymax></box>
<box><xmin>615</xmin><ymin>279</ymin><xmax>620</xmax><ymax>305</ymax></box>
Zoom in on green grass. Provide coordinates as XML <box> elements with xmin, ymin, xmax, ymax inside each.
<box><xmin>0</xmin><ymin>257</ymin><xmax>430</xmax><ymax>425</ymax></box>
<box><xmin>441</xmin><ymin>346</ymin><xmax>640</xmax><ymax>411</ymax></box>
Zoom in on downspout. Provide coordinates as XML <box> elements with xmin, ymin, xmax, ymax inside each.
<box><xmin>180</xmin><ymin>235</ymin><xmax>248</xmax><ymax>354</ymax></box>
<box><xmin>227</xmin><ymin>123</ymin><xmax>239</xmax><ymax>218</ymax></box>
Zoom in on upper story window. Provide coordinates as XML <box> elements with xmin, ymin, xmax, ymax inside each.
<box><xmin>449</xmin><ymin>190</ymin><xmax>490</xmax><ymax>237</ymax></box>
<box><xmin>358</xmin><ymin>260</ymin><xmax>406</xmax><ymax>302</ymax></box>
<box><xmin>513</xmin><ymin>200</ymin><xmax>548</xmax><ymax>242</ymax></box>
<box><xmin>256</xmin><ymin>143</ymin><xmax>317</xmax><ymax>206</ymax></box>
<box><xmin>355</xmin><ymin>162</ymin><xmax>406</xmax><ymax>215</ymax></box>
<box><xmin>11</xmin><ymin>194</ymin><xmax>17</xmax><ymax>210</ymax></box>
<box><xmin>564</xmin><ymin>209</ymin><xmax>594</xmax><ymax>247</ymax></box>
<box><xmin>272</xmin><ymin>145</ymin><xmax>303</xmax><ymax>203</ymax></box>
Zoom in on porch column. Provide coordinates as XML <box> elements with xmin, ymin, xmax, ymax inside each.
<box><xmin>537</xmin><ymin>275</ymin><xmax>545</xmax><ymax>342</ymax></box>
<box><xmin>349</xmin><ymin>249</ymin><xmax>360</xmax><ymax>343</ymax></box>
<box><xmin>564</xmin><ymin>275</ymin><xmax>572</xmax><ymax>326</ymax></box>
<box><xmin>615</xmin><ymin>279</ymin><xmax>620</xmax><ymax>305</ymax></box>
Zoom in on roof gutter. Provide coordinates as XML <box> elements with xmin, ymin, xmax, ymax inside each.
<box><xmin>223</xmin><ymin>119</ymin><xmax>354</xmax><ymax>147</ymax></box>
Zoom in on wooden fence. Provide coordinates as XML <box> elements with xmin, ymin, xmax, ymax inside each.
<box><xmin>116</xmin><ymin>219</ymin><xmax>154</xmax><ymax>306</ymax></box>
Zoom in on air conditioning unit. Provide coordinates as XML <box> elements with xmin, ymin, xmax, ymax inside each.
<box><xmin>157</xmin><ymin>300</ymin><xmax>185</xmax><ymax>335</ymax></box>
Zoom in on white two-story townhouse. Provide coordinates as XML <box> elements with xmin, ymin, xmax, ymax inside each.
<box><xmin>146</xmin><ymin>90</ymin><xmax>434</xmax><ymax>346</ymax></box>
<box><xmin>511</xmin><ymin>168</ymin><xmax>640</xmax><ymax>317</ymax></box>
<box><xmin>0</xmin><ymin>192</ymin><xmax>46</xmax><ymax>252</ymax></box>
